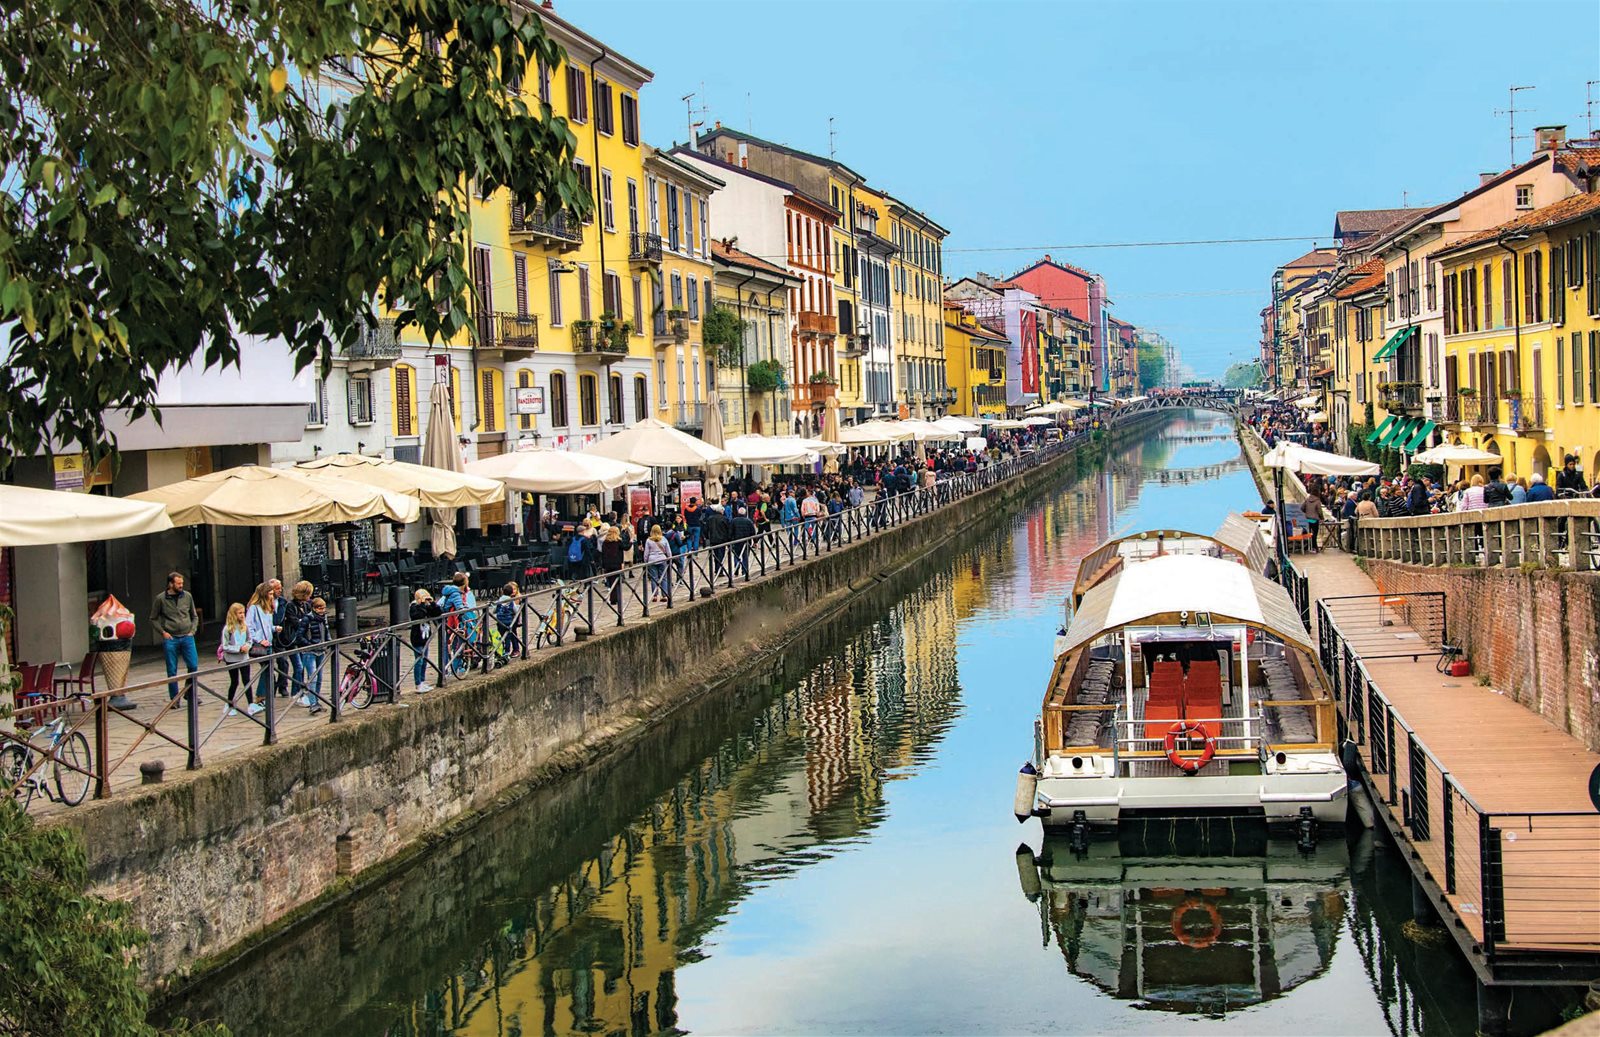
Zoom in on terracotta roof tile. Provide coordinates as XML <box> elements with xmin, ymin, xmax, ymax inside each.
<box><xmin>711</xmin><ymin>239</ymin><xmax>793</xmax><ymax>279</ymax></box>
<box><xmin>1436</xmin><ymin>192</ymin><xmax>1600</xmax><ymax>257</ymax></box>
<box><xmin>1333</xmin><ymin>258</ymin><xmax>1385</xmax><ymax>299</ymax></box>
<box><xmin>1282</xmin><ymin>247</ymin><xmax>1338</xmax><ymax>271</ymax></box>
<box><xmin>1335</xmin><ymin>208</ymin><xmax>1430</xmax><ymax>238</ymax></box>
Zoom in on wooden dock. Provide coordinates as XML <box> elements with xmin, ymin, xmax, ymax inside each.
<box><xmin>1294</xmin><ymin>549</ymin><xmax>1600</xmax><ymax>986</ymax></box>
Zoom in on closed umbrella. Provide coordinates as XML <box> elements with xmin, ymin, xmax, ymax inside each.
<box><xmin>296</xmin><ymin>453</ymin><xmax>504</xmax><ymax>509</ymax></box>
<box><xmin>702</xmin><ymin>386</ymin><xmax>727</xmax><ymax>497</ymax></box>
<box><xmin>466</xmin><ymin>448</ymin><xmax>649</xmax><ymax>495</ymax></box>
<box><xmin>0</xmin><ymin>485</ymin><xmax>172</xmax><ymax>548</ymax></box>
<box><xmin>129</xmin><ymin>465</ymin><xmax>419</xmax><ymax>526</ymax></box>
<box><xmin>583</xmin><ymin>417</ymin><xmax>734</xmax><ymax>469</ymax></box>
<box><xmin>422</xmin><ymin>381</ymin><xmax>466</xmax><ymax>559</ymax></box>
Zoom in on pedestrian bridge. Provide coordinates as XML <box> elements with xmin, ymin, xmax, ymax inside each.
<box><xmin>1117</xmin><ymin>389</ymin><xmax>1243</xmax><ymax>418</ymax></box>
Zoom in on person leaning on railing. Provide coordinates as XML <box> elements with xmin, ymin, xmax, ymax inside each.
<box><xmin>408</xmin><ymin>588</ymin><xmax>442</xmax><ymax>694</ymax></box>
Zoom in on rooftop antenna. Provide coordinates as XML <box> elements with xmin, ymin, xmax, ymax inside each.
<box><xmin>1587</xmin><ymin>80</ymin><xmax>1599</xmax><ymax>137</ymax></box>
<box><xmin>1494</xmin><ymin>84</ymin><xmax>1535</xmax><ymax>165</ymax></box>
<box><xmin>682</xmin><ymin>86</ymin><xmax>707</xmax><ymax>148</ymax></box>
<box><xmin>746</xmin><ymin>91</ymin><xmax>752</xmax><ymax>132</ymax></box>
<box><xmin>828</xmin><ymin>116</ymin><xmax>837</xmax><ymax>160</ymax></box>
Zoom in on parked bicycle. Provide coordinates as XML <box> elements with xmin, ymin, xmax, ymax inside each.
<box><xmin>336</xmin><ymin>634</ymin><xmax>388</xmax><ymax>710</ymax></box>
<box><xmin>1</xmin><ymin>707</ymin><xmax>93</xmax><ymax>809</ymax></box>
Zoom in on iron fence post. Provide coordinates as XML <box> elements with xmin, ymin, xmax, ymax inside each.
<box><xmin>94</xmin><ymin>693</ymin><xmax>109</xmax><ymax>799</ymax></box>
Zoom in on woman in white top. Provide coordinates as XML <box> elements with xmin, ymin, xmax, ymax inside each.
<box><xmin>1458</xmin><ymin>474</ymin><xmax>1488</xmax><ymax>511</ymax></box>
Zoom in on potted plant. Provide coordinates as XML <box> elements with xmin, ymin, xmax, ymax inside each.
<box><xmin>1501</xmin><ymin>388</ymin><xmax>1522</xmax><ymax>399</ymax></box>
<box><xmin>606</xmin><ymin>321</ymin><xmax>632</xmax><ymax>349</ymax></box>
<box><xmin>1457</xmin><ymin>386</ymin><xmax>1477</xmax><ymax>397</ymax></box>
<box><xmin>571</xmin><ymin>318</ymin><xmax>595</xmax><ymax>331</ymax></box>
<box><xmin>747</xmin><ymin>359</ymin><xmax>785</xmax><ymax>394</ymax></box>
<box><xmin>598</xmin><ymin>311</ymin><xmax>619</xmax><ymax>331</ymax></box>
<box><xmin>666</xmin><ymin>308</ymin><xmax>689</xmax><ymax>321</ymax></box>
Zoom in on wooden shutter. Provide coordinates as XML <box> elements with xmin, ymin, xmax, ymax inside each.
<box><xmin>514</xmin><ymin>253</ymin><xmax>528</xmax><ymax>316</ymax></box>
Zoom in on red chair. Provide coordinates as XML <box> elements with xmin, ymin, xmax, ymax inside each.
<box><xmin>16</xmin><ymin>662</ymin><xmax>59</xmax><ymax>724</ymax></box>
<box><xmin>53</xmin><ymin>652</ymin><xmax>99</xmax><ymax>702</ymax></box>
<box><xmin>1183</xmin><ymin>662</ymin><xmax>1225</xmax><ymax>725</ymax></box>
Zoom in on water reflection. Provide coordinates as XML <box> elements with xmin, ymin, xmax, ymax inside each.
<box><xmin>161</xmin><ymin>414</ymin><xmax>1575</xmax><ymax>1036</ymax></box>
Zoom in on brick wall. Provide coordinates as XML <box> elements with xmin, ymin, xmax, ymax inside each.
<box><xmin>1363</xmin><ymin>558</ymin><xmax>1600</xmax><ymax>751</ymax></box>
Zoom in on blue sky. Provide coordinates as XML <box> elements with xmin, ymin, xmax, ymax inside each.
<box><xmin>594</xmin><ymin>0</ymin><xmax>1600</xmax><ymax>379</ymax></box>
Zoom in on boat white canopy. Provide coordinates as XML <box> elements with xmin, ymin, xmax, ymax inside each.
<box><xmin>1070</xmin><ymin>515</ymin><xmax>1271</xmax><ymax>602</ymax></box>
<box><xmin>1061</xmin><ymin>554</ymin><xmax>1314</xmax><ymax>657</ymax></box>
<box><xmin>1214</xmin><ymin>513</ymin><xmax>1272</xmax><ymax>573</ymax></box>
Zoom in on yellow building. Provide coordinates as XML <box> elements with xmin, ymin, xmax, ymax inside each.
<box><xmin>378</xmin><ymin>7</ymin><xmax>653</xmax><ymax>531</ymax></box>
<box><xmin>1330</xmin><ymin>258</ymin><xmax>1389</xmax><ymax>450</ymax></box>
<box><xmin>639</xmin><ymin>146</ymin><xmax>723</xmax><ymax>435</ymax></box>
<box><xmin>943</xmin><ymin>302</ymin><xmax>1009</xmax><ymax>417</ymax></box>
<box><xmin>886</xmin><ymin>199</ymin><xmax>951</xmax><ymax>416</ymax></box>
<box><xmin>710</xmin><ymin>240</ymin><xmax>801</xmax><ymax>437</ymax></box>
<box><xmin>1267</xmin><ymin>247</ymin><xmax>1337</xmax><ymax>387</ymax></box>
<box><xmin>1432</xmin><ymin>193</ymin><xmax>1600</xmax><ymax>480</ymax></box>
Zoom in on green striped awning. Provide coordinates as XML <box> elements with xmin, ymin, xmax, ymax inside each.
<box><xmin>1371</xmin><ymin>325</ymin><xmax>1416</xmax><ymax>362</ymax></box>
<box><xmin>1402</xmin><ymin>419</ymin><xmax>1437</xmax><ymax>453</ymax></box>
<box><xmin>1367</xmin><ymin>415</ymin><xmax>1397</xmax><ymax>444</ymax></box>
<box><xmin>1378</xmin><ymin>417</ymin><xmax>1417</xmax><ymax>449</ymax></box>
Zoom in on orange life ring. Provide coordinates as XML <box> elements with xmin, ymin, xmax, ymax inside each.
<box><xmin>1164</xmin><ymin>721</ymin><xmax>1217</xmax><ymax>774</ymax></box>
<box><xmin>1172</xmin><ymin>898</ymin><xmax>1223</xmax><ymax>948</ymax></box>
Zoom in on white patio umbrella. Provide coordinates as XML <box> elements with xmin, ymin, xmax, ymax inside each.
<box><xmin>1025</xmin><ymin>401</ymin><xmax>1073</xmax><ymax>416</ymax></box>
<box><xmin>422</xmin><ymin>381</ymin><xmax>467</xmax><ymax>558</ymax></box>
<box><xmin>1261</xmin><ymin>441</ymin><xmax>1379</xmax><ymax>477</ymax></box>
<box><xmin>129</xmin><ymin>465</ymin><xmax>419</xmax><ymax>527</ymax></box>
<box><xmin>933</xmin><ymin>415</ymin><xmax>982</xmax><ymax>434</ymax></box>
<box><xmin>1410</xmin><ymin>443</ymin><xmax>1502</xmax><ymax>466</ymax></box>
<box><xmin>990</xmin><ymin>419</ymin><xmax>1032</xmax><ymax>429</ymax></box>
<box><xmin>583</xmin><ymin>417</ymin><xmax>734</xmax><ymax>468</ymax></box>
<box><xmin>1292</xmin><ymin>394</ymin><xmax>1321</xmax><ymax>408</ymax></box>
<box><xmin>836</xmin><ymin>420</ymin><xmax>913</xmax><ymax>446</ymax></box>
<box><xmin>898</xmin><ymin>420</ymin><xmax>963</xmax><ymax>441</ymax></box>
<box><xmin>1306</xmin><ymin>410</ymin><xmax>1330</xmax><ymax>422</ymax></box>
<box><xmin>0</xmin><ymin>484</ymin><xmax>172</xmax><ymax>548</ymax></box>
<box><xmin>1020</xmin><ymin>416</ymin><xmax>1054</xmax><ymax>427</ymax></box>
<box><xmin>466</xmin><ymin>448</ymin><xmax>649</xmax><ymax>495</ymax></box>
<box><xmin>723</xmin><ymin>434</ymin><xmax>844</xmax><ymax>465</ymax></box>
<box><xmin>296</xmin><ymin>453</ymin><xmax>504</xmax><ymax>509</ymax></box>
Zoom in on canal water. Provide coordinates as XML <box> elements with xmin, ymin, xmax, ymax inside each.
<box><xmin>158</xmin><ymin>413</ymin><xmax>1578</xmax><ymax>1036</ymax></box>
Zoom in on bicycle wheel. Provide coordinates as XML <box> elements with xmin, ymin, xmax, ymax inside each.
<box><xmin>53</xmin><ymin>731</ymin><xmax>93</xmax><ymax>807</ymax></box>
<box><xmin>1</xmin><ymin>745</ymin><xmax>34</xmax><ymax>810</ymax></box>
<box><xmin>448</xmin><ymin>644</ymin><xmax>469</xmax><ymax>678</ymax></box>
<box><xmin>350</xmin><ymin>672</ymin><xmax>376</xmax><ymax>710</ymax></box>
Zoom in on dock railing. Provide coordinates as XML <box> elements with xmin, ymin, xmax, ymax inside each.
<box><xmin>1317</xmin><ymin>597</ymin><xmax>1600</xmax><ymax>962</ymax></box>
<box><xmin>2</xmin><ymin>431</ymin><xmax>1093</xmax><ymax>815</ymax></box>
<box><xmin>1353</xmin><ymin>500</ymin><xmax>1600</xmax><ymax>571</ymax></box>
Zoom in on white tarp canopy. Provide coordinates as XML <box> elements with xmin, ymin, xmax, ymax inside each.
<box><xmin>0</xmin><ymin>484</ymin><xmax>173</xmax><ymax>548</ymax></box>
<box><xmin>465</xmin><ymin>448</ymin><xmax>649</xmax><ymax>495</ymax></box>
<box><xmin>1306</xmin><ymin>410</ymin><xmax>1330</xmax><ymax>422</ymax></box>
<box><xmin>1024</xmin><ymin>401</ymin><xmax>1073</xmax><ymax>415</ymax></box>
<box><xmin>1061</xmin><ymin>554</ymin><xmax>1314</xmax><ymax>657</ymax></box>
<box><xmin>990</xmin><ymin>419</ymin><xmax>1031</xmax><ymax>429</ymax></box>
<box><xmin>896</xmin><ymin>420</ymin><xmax>963</xmax><ymax>441</ymax></box>
<box><xmin>1411</xmin><ymin>443</ymin><xmax>1502</xmax><ymax>466</ymax></box>
<box><xmin>130</xmin><ymin>465</ymin><xmax>420</xmax><ymax>527</ymax></box>
<box><xmin>1262</xmin><ymin>441</ymin><xmax>1380</xmax><ymax>477</ymax></box>
<box><xmin>836</xmin><ymin>420</ymin><xmax>914</xmax><ymax>445</ymax></box>
<box><xmin>723</xmin><ymin>434</ymin><xmax>841</xmax><ymax>465</ymax></box>
<box><xmin>1020</xmin><ymin>417</ymin><xmax>1054</xmax><ymax>427</ymax></box>
<box><xmin>583</xmin><ymin>417</ymin><xmax>734</xmax><ymax>468</ymax></box>
<box><xmin>933</xmin><ymin>415</ymin><xmax>983</xmax><ymax>433</ymax></box>
<box><xmin>1292</xmin><ymin>394</ymin><xmax>1321</xmax><ymax>408</ymax></box>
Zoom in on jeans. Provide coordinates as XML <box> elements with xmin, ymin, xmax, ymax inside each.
<box><xmin>255</xmin><ymin>652</ymin><xmax>275</xmax><ymax>700</ymax></box>
<box><xmin>648</xmin><ymin>561</ymin><xmax>671</xmax><ymax>598</ymax></box>
<box><xmin>226</xmin><ymin>661</ymin><xmax>252</xmax><ymax>705</ymax></box>
<box><xmin>163</xmin><ymin>634</ymin><xmax>198</xmax><ymax>701</ymax></box>
<box><xmin>412</xmin><ymin>643</ymin><xmax>430</xmax><ymax>687</ymax></box>
<box><xmin>289</xmin><ymin>652</ymin><xmax>311</xmax><ymax>699</ymax></box>
<box><xmin>298</xmin><ymin>649</ymin><xmax>323</xmax><ymax>700</ymax></box>
<box><xmin>687</xmin><ymin>526</ymin><xmax>702</xmax><ymax>551</ymax></box>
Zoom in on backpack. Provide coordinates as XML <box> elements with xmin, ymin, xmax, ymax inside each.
<box><xmin>494</xmin><ymin>599</ymin><xmax>516</xmax><ymax>629</ymax></box>
<box><xmin>567</xmin><ymin>536</ymin><xmax>585</xmax><ymax>563</ymax></box>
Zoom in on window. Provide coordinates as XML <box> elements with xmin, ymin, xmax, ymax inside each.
<box><xmin>670</xmin><ymin>272</ymin><xmax>683</xmax><ymax>310</ymax></box>
<box><xmin>600</xmin><ymin>169</ymin><xmax>615</xmax><ymax>231</ymax></box>
<box><xmin>1551</xmin><ymin>246</ymin><xmax>1565</xmax><ymax>324</ymax></box>
<box><xmin>577</xmin><ymin>373</ymin><xmax>598</xmax><ymax>426</ymax></box>
<box><xmin>691</xmin><ymin>346</ymin><xmax>701</xmax><ymax>400</ymax></box>
<box><xmin>632</xmin><ymin>276</ymin><xmax>644</xmax><ymax>336</ymax></box>
<box><xmin>548</xmin><ymin>260</ymin><xmax>563</xmax><ymax>326</ymax></box>
<box><xmin>687</xmin><ymin>280</ymin><xmax>699</xmax><ymax>320</ymax></box>
<box><xmin>608</xmin><ymin>373</ymin><xmax>623</xmax><ymax>423</ymax></box>
<box><xmin>1409</xmin><ymin>260</ymin><xmax>1419</xmax><ymax>314</ymax></box>
<box><xmin>516</xmin><ymin>369</ymin><xmax>534</xmax><ymax>431</ymax></box>
<box><xmin>393</xmin><ymin>364</ymin><xmax>417</xmax><ymax>436</ymax></box>
<box><xmin>704</xmin><ymin>278</ymin><xmax>713</xmax><ymax>320</ymax></box>
<box><xmin>577</xmin><ymin>264</ymin><xmax>591</xmax><ymax>321</ymax></box>
<box><xmin>699</xmin><ymin>197</ymin><xmax>709</xmax><ymax>258</ymax></box>
<box><xmin>647</xmin><ymin>176</ymin><xmax>660</xmax><ymax>234</ymax></box>
<box><xmin>1386</xmin><ymin>272</ymin><xmax>1395</xmax><ymax>321</ymax></box>
<box><xmin>1425</xmin><ymin>260</ymin><xmax>1437</xmax><ymax>311</ymax></box>
<box><xmin>574</xmin><ymin>161</ymin><xmax>593</xmax><ymax>223</ymax></box>
<box><xmin>619</xmin><ymin>93</ymin><xmax>639</xmax><ymax>146</ymax></box>
<box><xmin>478</xmin><ymin>368</ymin><xmax>501</xmax><ymax>433</ymax></box>
<box><xmin>1502</xmin><ymin>257</ymin><xmax>1514</xmax><ymax>325</ymax></box>
<box><xmin>627</xmin><ymin>179</ymin><xmax>639</xmax><ymax>237</ymax></box>
<box><xmin>593</xmin><ymin>78</ymin><xmax>613</xmax><ymax>135</ymax></box>
<box><xmin>1591</xmin><ymin>329</ymin><xmax>1600</xmax><ymax>404</ymax></box>
<box><xmin>666</xmin><ymin>184</ymin><xmax>680</xmax><ymax>250</ymax></box>
<box><xmin>676</xmin><ymin>347</ymin><xmax>686</xmax><ymax>405</ymax></box>
<box><xmin>1515</xmin><ymin>184</ymin><xmax>1533</xmax><ymax>209</ymax></box>
<box><xmin>448</xmin><ymin>366</ymin><xmax>461</xmax><ymax>432</ymax></box>
<box><xmin>549</xmin><ymin>371</ymin><xmax>569</xmax><ymax>427</ymax></box>
<box><xmin>1575</xmin><ymin>332</ymin><xmax>1586</xmax><ymax>405</ymax></box>
<box><xmin>1558</xmin><ymin>334</ymin><xmax>1567</xmax><ymax>407</ymax></box>
<box><xmin>656</xmin><ymin>357</ymin><xmax>667</xmax><ymax>407</ymax></box>
<box><xmin>604</xmin><ymin>271</ymin><xmax>622</xmax><ymax>320</ymax></box>
<box><xmin>565</xmin><ymin>65</ymin><xmax>588</xmax><ymax>122</ymax></box>
<box><xmin>633</xmin><ymin>375</ymin><xmax>647</xmax><ymax>421</ymax></box>
<box><xmin>347</xmin><ymin>376</ymin><xmax>374</xmax><ymax>425</ymax></box>
<box><xmin>307</xmin><ymin>377</ymin><xmax>328</xmax><ymax>426</ymax></box>
<box><xmin>1481</xmin><ymin>263</ymin><xmax>1492</xmax><ymax>329</ymax></box>
<box><xmin>513</xmin><ymin>253</ymin><xmax>529</xmax><ymax>316</ymax></box>
<box><xmin>537</xmin><ymin>58</ymin><xmax>551</xmax><ymax>104</ymax></box>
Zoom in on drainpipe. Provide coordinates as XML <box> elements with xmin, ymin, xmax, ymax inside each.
<box><xmin>591</xmin><ymin>48</ymin><xmax>610</xmax><ymax>438</ymax></box>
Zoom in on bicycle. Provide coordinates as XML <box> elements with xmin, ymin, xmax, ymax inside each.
<box><xmin>336</xmin><ymin>634</ymin><xmax>387</xmax><ymax>710</ymax></box>
<box><xmin>443</xmin><ymin>612</ymin><xmax>493</xmax><ymax>677</ymax></box>
<box><xmin>535</xmin><ymin>581</ymin><xmax>586</xmax><ymax>648</ymax></box>
<box><xmin>1</xmin><ymin>707</ymin><xmax>93</xmax><ymax>809</ymax></box>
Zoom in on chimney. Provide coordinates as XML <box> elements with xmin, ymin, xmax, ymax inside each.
<box><xmin>714</xmin><ymin>121</ymin><xmax>721</xmax><ymax>130</ymax></box>
<box><xmin>738</xmin><ymin>142</ymin><xmax>748</xmax><ymax>169</ymax></box>
<box><xmin>1479</xmin><ymin>172</ymin><xmax>1498</xmax><ymax>186</ymax></box>
<box><xmin>1534</xmin><ymin>125</ymin><xmax>1567</xmax><ymax>153</ymax></box>
<box><xmin>1043</xmin><ymin>253</ymin><xmax>1052</xmax><ymax>263</ymax></box>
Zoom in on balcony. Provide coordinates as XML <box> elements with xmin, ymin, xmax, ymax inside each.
<box><xmin>1503</xmin><ymin>395</ymin><xmax>1547</xmax><ymax>433</ymax></box>
<box><xmin>509</xmin><ymin>203</ymin><xmax>582</xmax><ymax>252</ymax></box>
<box><xmin>806</xmin><ymin>379</ymin><xmax>837</xmax><ymax>404</ymax></box>
<box><xmin>839</xmin><ymin>332</ymin><xmax>869</xmax><ymax>357</ymax></box>
<box><xmin>1377</xmin><ymin>382</ymin><xmax>1423</xmax><ymax>414</ymax></box>
<box><xmin>571</xmin><ymin>322</ymin><xmax>629</xmax><ymax>362</ymax></box>
<box><xmin>798</xmin><ymin>311</ymin><xmax>838</xmax><ymax>336</ymax></box>
<box><xmin>1459</xmin><ymin>393</ymin><xmax>1499</xmax><ymax>427</ymax></box>
<box><xmin>671</xmin><ymin>401</ymin><xmax>706</xmax><ymax>430</ymax></box>
<box><xmin>345</xmin><ymin>317</ymin><xmax>403</xmax><ymax>366</ymax></box>
<box><xmin>629</xmin><ymin>232</ymin><xmax>663</xmax><ymax>264</ymax></box>
<box><xmin>974</xmin><ymin>385</ymin><xmax>1007</xmax><ymax>407</ymax></box>
<box><xmin>652</xmin><ymin>310</ymin><xmax>689</xmax><ymax>347</ymax></box>
<box><xmin>473</xmin><ymin>312</ymin><xmax>539</xmax><ymax>357</ymax></box>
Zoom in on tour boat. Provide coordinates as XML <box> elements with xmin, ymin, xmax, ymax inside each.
<box><xmin>1018</xmin><ymin>523</ymin><xmax>1344</xmax><ymax>840</ymax></box>
<box><xmin>1013</xmin><ymin>837</ymin><xmax>1348</xmax><ymax>1014</ymax></box>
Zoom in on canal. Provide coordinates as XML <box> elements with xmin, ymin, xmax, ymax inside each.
<box><xmin>157</xmin><ymin>412</ymin><xmax>1578</xmax><ymax>1036</ymax></box>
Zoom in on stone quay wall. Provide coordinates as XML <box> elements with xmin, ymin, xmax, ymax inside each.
<box><xmin>56</xmin><ymin>425</ymin><xmax>1141</xmax><ymax>987</ymax></box>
